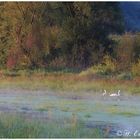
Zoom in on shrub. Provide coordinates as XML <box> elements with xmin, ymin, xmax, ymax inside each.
<box><xmin>101</xmin><ymin>55</ymin><xmax>116</xmax><ymax>74</ymax></box>
<box><xmin>48</xmin><ymin>57</ymin><xmax>66</xmax><ymax>68</ymax></box>
<box><xmin>115</xmin><ymin>33</ymin><xmax>135</xmax><ymax>72</ymax></box>
<box><xmin>134</xmin><ymin>33</ymin><xmax>140</xmax><ymax>61</ymax></box>
<box><xmin>131</xmin><ymin>59</ymin><xmax>140</xmax><ymax>77</ymax></box>
<box><xmin>3</xmin><ymin>69</ymin><xmax>19</xmax><ymax>77</ymax></box>
<box><xmin>117</xmin><ymin>72</ymin><xmax>133</xmax><ymax>80</ymax></box>
<box><xmin>6</xmin><ymin>47</ymin><xmax>20</xmax><ymax>70</ymax></box>
<box><xmin>80</xmin><ymin>55</ymin><xmax>116</xmax><ymax>76</ymax></box>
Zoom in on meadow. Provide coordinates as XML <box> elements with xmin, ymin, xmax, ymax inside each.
<box><xmin>0</xmin><ymin>68</ymin><xmax>139</xmax><ymax>95</ymax></box>
<box><xmin>0</xmin><ymin>112</ymin><xmax>103</xmax><ymax>138</ymax></box>
<box><xmin>0</xmin><ymin>69</ymin><xmax>139</xmax><ymax>138</ymax></box>
<box><xmin>0</xmin><ymin>2</ymin><xmax>140</xmax><ymax>138</ymax></box>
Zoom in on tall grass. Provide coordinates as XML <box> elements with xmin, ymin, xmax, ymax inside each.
<box><xmin>0</xmin><ymin>71</ymin><xmax>139</xmax><ymax>94</ymax></box>
<box><xmin>0</xmin><ymin>65</ymin><xmax>139</xmax><ymax>94</ymax></box>
<box><xmin>0</xmin><ymin>112</ymin><xmax>103</xmax><ymax>138</ymax></box>
<box><xmin>80</xmin><ymin>55</ymin><xmax>116</xmax><ymax>76</ymax></box>
<box><xmin>132</xmin><ymin>59</ymin><xmax>140</xmax><ymax>77</ymax></box>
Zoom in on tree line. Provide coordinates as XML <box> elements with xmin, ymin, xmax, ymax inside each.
<box><xmin>0</xmin><ymin>2</ymin><xmax>125</xmax><ymax>70</ymax></box>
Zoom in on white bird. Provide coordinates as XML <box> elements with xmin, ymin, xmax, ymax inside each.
<box><xmin>109</xmin><ymin>90</ymin><xmax>120</xmax><ymax>97</ymax></box>
<box><xmin>102</xmin><ymin>90</ymin><xmax>107</xmax><ymax>96</ymax></box>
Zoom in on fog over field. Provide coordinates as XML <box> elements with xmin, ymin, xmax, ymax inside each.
<box><xmin>0</xmin><ymin>2</ymin><xmax>140</xmax><ymax>138</ymax></box>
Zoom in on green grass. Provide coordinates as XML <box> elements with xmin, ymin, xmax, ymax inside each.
<box><xmin>105</xmin><ymin>105</ymin><xmax>140</xmax><ymax>117</ymax></box>
<box><xmin>0</xmin><ymin>69</ymin><xmax>139</xmax><ymax>138</ymax></box>
<box><xmin>0</xmin><ymin>69</ymin><xmax>140</xmax><ymax>95</ymax></box>
<box><xmin>37</xmin><ymin>108</ymin><xmax>48</xmax><ymax>112</ymax></box>
<box><xmin>84</xmin><ymin>113</ymin><xmax>92</xmax><ymax>118</ymax></box>
<box><xmin>0</xmin><ymin>112</ymin><xmax>103</xmax><ymax>138</ymax></box>
<box><xmin>116</xmin><ymin>112</ymin><xmax>140</xmax><ymax>117</ymax></box>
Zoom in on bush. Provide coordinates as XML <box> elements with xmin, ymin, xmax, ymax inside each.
<box><xmin>131</xmin><ymin>59</ymin><xmax>140</xmax><ymax>77</ymax></box>
<box><xmin>117</xmin><ymin>72</ymin><xmax>133</xmax><ymax>80</ymax></box>
<box><xmin>101</xmin><ymin>55</ymin><xmax>116</xmax><ymax>74</ymax></box>
<box><xmin>80</xmin><ymin>55</ymin><xmax>116</xmax><ymax>76</ymax></box>
<box><xmin>134</xmin><ymin>33</ymin><xmax>140</xmax><ymax>61</ymax></box>
<box><xmin>48</xmin><ymin>57</ymin><xmax>66</xmax><ymax>68</ymax></box>
<box><xmin>115</xmin><ymin>33</ymin><xmax>135</xmax><ymax>72</ymax></box>
<box><xmin>3</xmin><ymin>69</ymin><xmax>20</xmax><ymax>77</ymax></box>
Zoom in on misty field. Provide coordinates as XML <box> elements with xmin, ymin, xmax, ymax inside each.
<box><xmin>0</xmin><ymin>70</ymin><xmax>139</xmax><ymax>138</ymax></box>
<box><xmin>0</xmin><ymin>2</ymin><xmax>140</xmax><ymax>138</ymax></box>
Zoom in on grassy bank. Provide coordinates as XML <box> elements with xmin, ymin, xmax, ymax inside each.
<box><xmin>0</xmin><ymin>69</ymin><xmax>139</xmax><ymax>95</ymax></box>
<box><xmin>0</xmin><ymin>112</ymin><xmax>103</xmax><ymax>138</ymax></box>
<box><xmin>0</xmin><ymin>69</ymin><xmax>139</xmax><ymax>138</ymax></box>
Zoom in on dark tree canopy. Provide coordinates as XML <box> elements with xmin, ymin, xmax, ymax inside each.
<box><xmin>0</xmin><ymin>2</ymin><xmax>124</xmax><ymax>69</ymax></box>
